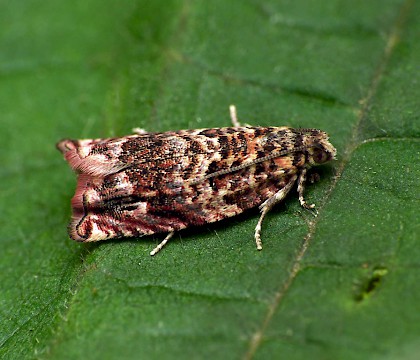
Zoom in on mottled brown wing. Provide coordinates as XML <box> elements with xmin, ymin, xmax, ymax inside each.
<box><xmin>66</xmin><ymin>127</ymin><xmax>300</xmax><ymax>241</ymax></box>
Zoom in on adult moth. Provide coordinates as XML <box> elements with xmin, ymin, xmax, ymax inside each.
<box><xmin>57</xmin><ymin>106</ymin><xmax>336</xmax><ymax>255</ymax></box>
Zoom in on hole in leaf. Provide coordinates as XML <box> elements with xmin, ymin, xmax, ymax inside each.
<box><xmin>354</xmin><ymin>266</ymin><xmax>388</xmax><ymax>302</ymax></box>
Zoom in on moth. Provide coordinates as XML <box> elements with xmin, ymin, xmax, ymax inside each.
<box><xmin>57</xmin><ymin>106</ymin><xmax>336</xmax><ymax>255</ymax></box>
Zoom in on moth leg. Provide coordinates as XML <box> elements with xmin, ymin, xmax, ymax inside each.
<box><xmin>229</xmin><ymin>105</ymin><xmax>251</xmax><ymax>127</ymax></box>
<box><xmin>254</xmin><ymin>175</ymin><xmax>297</xmax><ymax>250</ymax></box>
<box><xmin>229</xmin><ymin>105</ymin><xmax>241</xmax><ymax>127</ymax></box>
<box><xmin>150</xmin><ymin>231</ymin><xmax>175</xmax><ymax>256</ymax></box>
<box><xmin>297</xmin><ymin>168</ymin><xmax>316</xmax><ymax>210</ymax></box>
<box><xmin>132</xmin><ymin>127</ymin><xmax>148</xmax><ymax>135</ymax></box>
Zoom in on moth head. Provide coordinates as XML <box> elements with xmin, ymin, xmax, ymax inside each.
<box><xmin>306</xmin><ymin>132</ymin><xmax>337</xmax><ymax>166</ymax></box>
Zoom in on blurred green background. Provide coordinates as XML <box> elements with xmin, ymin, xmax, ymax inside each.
<box><xmin>1</xmin><ymin>1</ymin><xmax>419</xmax><ymax>359</ymax></box>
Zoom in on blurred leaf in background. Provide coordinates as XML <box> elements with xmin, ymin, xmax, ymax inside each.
<box><xmin>0</xmin><ymin>0</ymin><xmax>419</xmax><ymax>359</ymax></box>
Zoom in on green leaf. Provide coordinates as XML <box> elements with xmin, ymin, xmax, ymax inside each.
<box><xmin>1</xmin><ymin>0</ymin><xmax>419</xmax><ymax>359</ymax></box>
